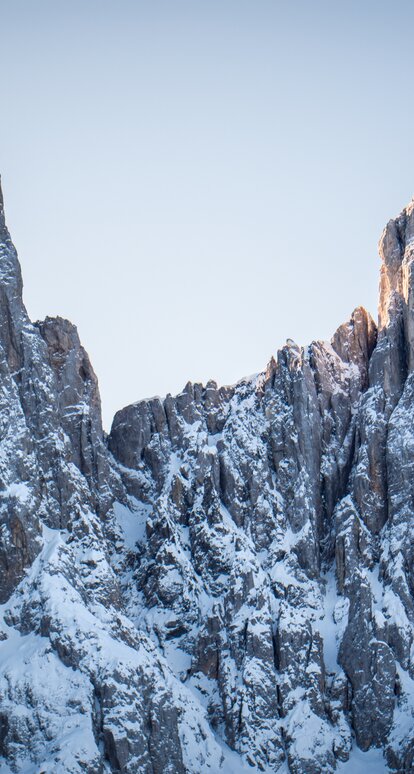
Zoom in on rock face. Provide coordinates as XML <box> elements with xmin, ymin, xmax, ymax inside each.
<box><xmin>1</xmin><ymin>181</ymin><xmax>414</xmax><ymax>772</ymax></box>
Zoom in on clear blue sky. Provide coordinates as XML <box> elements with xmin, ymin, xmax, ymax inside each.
<box><xmin>0</xmin><ymin>0</ymin><xmax>413</xmax><ymax>428</ymax></box>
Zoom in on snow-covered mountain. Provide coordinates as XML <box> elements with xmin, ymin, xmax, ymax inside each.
<box><xmin>0</xmin><ymin>178</ymin><xmax>413</xmax><ymax>772</ymax></box>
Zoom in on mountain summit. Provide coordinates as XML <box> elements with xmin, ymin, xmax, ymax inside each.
<box><xmin>0</xmin><ymin>183</ymin><xmax>413</xmax><ymax>772</ymax></box>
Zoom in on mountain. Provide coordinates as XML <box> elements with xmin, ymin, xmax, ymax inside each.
<box><xmin>0</xmin><ymin>178</ymin><xmax>413</xmax><ymax>773</ymax></box>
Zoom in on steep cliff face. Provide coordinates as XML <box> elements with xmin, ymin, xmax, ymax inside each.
<box><xmin>0</xmin><ymin>180</ymin><xmax>414</xmax><ymax>772</ymax></box>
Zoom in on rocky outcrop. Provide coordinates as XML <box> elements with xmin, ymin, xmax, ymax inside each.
<box><xmin>2</xmin><ymin>178</ymin><xmax>414</xmax><ymax>771</ymax></box>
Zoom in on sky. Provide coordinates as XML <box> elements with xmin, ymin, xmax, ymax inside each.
<box><xmin>0</xmin><ymin>0</ymin><xmax>414</xmax><ymax>429</ymax></box>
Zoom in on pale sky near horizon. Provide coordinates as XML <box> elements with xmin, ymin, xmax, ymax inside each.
<box><xmin>0</xmin><ymin>0</ymin><xmax>413</xmax><ymax>428</ymax></box>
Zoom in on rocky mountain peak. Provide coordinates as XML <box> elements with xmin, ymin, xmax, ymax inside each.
<box><xmin>0</xmin><ymin>176</ymin><xmax>23</xmax><ymax>302</ymax></box>
<box><xmin>331</xmin><ymin>306</ymin><xmax>377</xmax><ymax>390</ymax></box>
<box><xmin>1</xmin><ymin>184</ymin><xmax>414</xmax><ymax>772</ymax></box>
<box><xmin>379</xmin><ymin>198</ymin><xmax>414</xmax><ymax>328</ymax></box>
<box><xmin>0</xmin><ymin>176</ymin><xmax>4</xmax><ymax>228</ymax></box>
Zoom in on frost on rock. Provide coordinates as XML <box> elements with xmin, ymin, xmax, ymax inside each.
<box><xmin>1</xmin><ymin>179</ymin><xmax>414</xmax><ymax>771</ymax></box>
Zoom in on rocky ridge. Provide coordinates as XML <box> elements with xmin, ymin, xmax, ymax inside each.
<box><xmin>0</xmin><ymin>179</ymin><xmax>414</xmax><ymax>771</ymax></box>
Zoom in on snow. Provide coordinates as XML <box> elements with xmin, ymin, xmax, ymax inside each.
<box><xmin>388</xmin><ymin>662</ymin><xmax>414</xmax><ymax>754</ymax></box>
<box><xmin>112</xmin><ymin>499</ymin><xmax>150</xmax><ymax>550</ymax></box>
<box><xmin>336</xmin><ymin>744</ymin><xmax>388</xmax><ymax>772</ymax></box>
<box><xmin>0</xmin><ymin>626</ymin><xmax>99</xmax><ymax>774</ymax></box>
<box><xmin>1</xmin><ymin>481</ymin><xmax>31</xmax><ymax>502</ymax></box>
<box><xmin>316</xmin><ymin>572</ymin><xmax>349</xmax><ymax>674</ymax></box>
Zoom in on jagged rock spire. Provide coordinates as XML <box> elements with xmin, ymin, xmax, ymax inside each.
<box><xmin>378</xmin><ymin>197</ymin><xmax>414</xmax><ymax>330</ymax></box>
<box><xmin>0</xmin><ymin>177</ymin><xmax>23</xmax><ymax>305</ymax></box>
<box><xmin>0</xmin><ymin>175</ymin><xmax>5</xmax><ymax>230</ymax></box>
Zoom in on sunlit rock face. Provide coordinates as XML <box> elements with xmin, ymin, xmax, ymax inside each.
<box><xmin>1</xmin><ymin>181</ymin><xmax>414</xmax><ymax>772</ymax></box>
